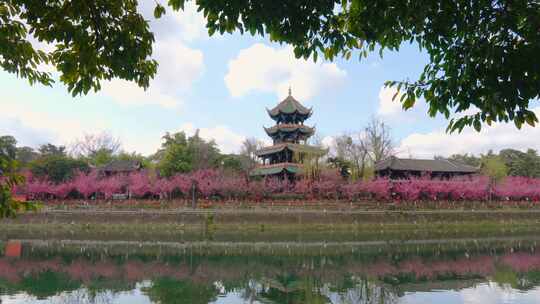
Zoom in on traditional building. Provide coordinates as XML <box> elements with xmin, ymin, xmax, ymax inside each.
<box><xmin>98</xmin><ymin>159</ymin><xmax>142</xmax><ymax>177</ymax></box>
<box><xmin>250</xmin><ymin>89</ymin><xmax>327</xmax><ymax>179</ymax></box>
<box><xmin>374</xmin><ymin>156</ymin><xmax>479</xmax><ymax>179</ymax></box>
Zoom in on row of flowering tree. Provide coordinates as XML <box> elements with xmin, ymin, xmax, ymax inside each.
<box><xmin>15</xmin><ymin>169</ymin><xmax>540</xmax><ymax>202</ymax></box>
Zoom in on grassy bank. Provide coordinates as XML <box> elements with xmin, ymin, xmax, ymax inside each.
<box><xmin>2</xmin><ymin>208</ymin><xmax>540</xmax><ymax>242</ymax></box>
<box><xmin>37</xmin><ymin>199</ymin><xmax>540</xmax><ymax>211</ymax></box>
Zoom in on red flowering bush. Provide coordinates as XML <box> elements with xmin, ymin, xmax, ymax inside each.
<box><xmin>18</xmin><ymin>169</ymin><xmax>540</xmax><ymax>204</ymax></box>
<box><xmin>128</xmin><ymin>172</ymin><xmax>154</xmax><ymax>198</ymax></box>
<box><xmin>72</xmin><ymin>171</ymin><xmax>99</xmax><ymax>198</ymax></box>
<box><xmin>494</xmin><ymin>176</ymin><xmax>540</xmax><ymax>201</ymax></box>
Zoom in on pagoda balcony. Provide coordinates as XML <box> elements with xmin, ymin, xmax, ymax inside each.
<box><xmin>255</xmin><ymin>142</ymin><xmax>328</xmax><ymax>157</ymax></box>
<box><xmin>250</xmin><ymin>162</ymin><xmax>302</xmax><ymax>177</ymax></box>
<box><xmin>264</xmin><ymin>124</ymin><xmax>315</xmax><ymax>136</ymax></box>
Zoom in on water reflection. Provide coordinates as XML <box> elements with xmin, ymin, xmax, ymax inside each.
<box><xmin>1</xmin><ymin>239</ymin><xmax>540</xmax><ymax>303</ymax></box>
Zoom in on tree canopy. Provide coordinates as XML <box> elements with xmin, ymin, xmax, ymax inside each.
<box><xmin>1</xmin><ymin>0</ymin><xmax>157</xmax><ymax>96</ymax></box>
<box><xmin>2</xmin><ymin>1</ymin><xmax>539</xmax><ymax>130</ymax></box>
<box><xmin>155</xmin><ymin>131</ymin><xmax>222</xmax><ymax>177</ymax></box>
<box><xmin>447</xmin><ymin>148</ymin><xmax>540</xmax><ymax>178</ymax></box>
<box><xmin>0</xmin><ymin>136</ymin><xmax>36</xmax><ymax>217</ymax></box>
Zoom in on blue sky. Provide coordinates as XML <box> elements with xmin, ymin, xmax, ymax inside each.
<box><xmin>1</xmin><ymin>3</ymin><xmax>539</xmax><ymax>158</ymax></box>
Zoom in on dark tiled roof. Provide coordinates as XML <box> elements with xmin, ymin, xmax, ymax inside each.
<box><xmin>250</xmin><ymin>163</ymin><xmax>301</xmax><ymax>176</ymax></box>
<box><xmin>374</xmin><ymin>157</ymin><xmax>479</xmax><ymax>173</ymax></box>
<box><xmin>255</xmin><ymin>143</ymin><xmax>327</xmax><ymax>156</ymax></box>
<box><xmin>267</xmin><ymin>95</ymin><xmax>312</xmax><ymax>117</ymax></box>
<box><xmin>100</xmin><ymin>160</ymin><xmax>142</xmax><ymax>172</ymax></box>
<box><xmin>264</xmin><ymin>124</ymin><xmax>315</xmax><ymax>136</ymax></box>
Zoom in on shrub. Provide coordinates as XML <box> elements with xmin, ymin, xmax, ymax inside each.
<box><xmin>20</xmin><ymin>170</ymin><xmax>540</xmax><ymax>204</ymax></box>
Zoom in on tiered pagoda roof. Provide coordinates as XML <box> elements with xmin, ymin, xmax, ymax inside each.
<box><xmin>255</xmin><ymin>143</ymin><xmax>327</xmax><ymax>157</ymax></box>
<box><xmin>250</xmin><ymin>162</ymin><xmax>302</xmax><ymax>176</ymax></box>
<box><xmin>266</xmin><ymin>94</ymin><xmax>312</xmax><ymax>122</ymax></box>
<box><xmin>263</xmin><ymin>123</ymin><xmax>315</xmax><ymax>137</ymax></box>
<box><xmin>251</xmin><ymin>88</ymin><xmax>326</xmax><ymax>178</ymax></box>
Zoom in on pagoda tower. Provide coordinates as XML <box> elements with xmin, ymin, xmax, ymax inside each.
<box><xmin>250</xmin><ymin>89</ymin><xmax>327</xmax><ymax>179</ymax></box>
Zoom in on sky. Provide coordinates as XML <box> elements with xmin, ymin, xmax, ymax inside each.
<box><xmin>2</xmin><ymin>3</ymin><xmax>540</xmax><ymax>159</ymax></box>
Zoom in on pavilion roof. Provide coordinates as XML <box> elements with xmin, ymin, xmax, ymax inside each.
<box><xmin>249</xmin><ymin>163</ymin><xmax>301</xmax><ymax>176</ymax></box>
<box><xmin>255</xmin><ymin>143</ymin><xmax>328</xmax><ymax>157</ymax></box>
<box><xmin>267</xmin><ymin>94</ymin><xmax>312</xmax><ymax>117</ymax></box>
<box><xmin>264</xmin><ymin>124</ymin><xmax>315</xmax><ymax>136</ymax></box>
<box><xmin>99</xmin><ymin>160</ymin><xmax>142</xmax><ymax>172</ymax></box>
<box><xmin>374</xmin><ymin>157</ymin><xmax>479</xmax><ymax>173</ymax></box>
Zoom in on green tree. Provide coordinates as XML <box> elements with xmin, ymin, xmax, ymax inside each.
<box><xmin>499</xmin><ymin>148</ymin><xmax>540</xmax><ymax>178</ymax></box>
<box><xmin>187</xmin><ymin>131</ymin><xmax>221</xmax><ymax>171</ymax></box>
<box><xmin>0</xmin><ymin>135</ymin><xmax>37</xmax><ymax>218</ymax></box>
<box><xmin>446</xmin><ymin>153</ymin><xmax>481</xmax><ymax>167</ymax></box>
<box><xmin>38</xmin><ymin>143</ymin><xmax>67</xmax><ymax>157</ymax></box>
<box><xmin>220</xmin><ymin>154</ymin><xmax>245</xmax><ymax>174</ymax></box>
<box><xmin>19</xmin><ymin>270</ymin><xmax>81</xmax><ymax>299</ymax></box>
<box><xmin>327</xmin><ymin>157</ymin><xmax>352</xmax><ymax>179</ymax></box>
<box><xmin>155</xmin><ymin>131</ymin><xmax>222</xmax><ymax>177</ymax></box>
<box><xmin>116</xmin><ymin>151</ymin><xmax>151</xmax><ymax>168</ymax></box>
<box><xmin>3</xmin><ymin>1</ymin><xmax>538</xmax><ymax>130</ymax></box>
<box><xmin>1</xmin><ymin>0</ymin><xmax>157</xmax><ymax>96</ymax></box>
<box><xmin>88</xmin><ymin>148</ymin><xmax>115</xmax><ymax>167</ymax></box>
<box><xmin>142</xmin><ymin>277</ymin><xmax>218</xmax><ymax>304</ymax></box>
<box><xmin>333</xmin><ymin>134</ymin><xmax>367</xmax><ymax>181</ymax></box>
<box><xmin>481</xmin><ymin>155</ymin><xmax>508</xmax><ymax>183</ymax></box>
<box><xmin>156</xmin><ymin>132</ymin><xmax>193</xmax><ymax>177</ymax></box>
<box><xmin>15</xmin><ymin>146</ymin><xmax>39</xmax><ymax>167</ymax></box>
<box><xmin>29</xmin><ymin>144</ymin><xmax>89</xmax><ymax>183</ymax></box>
<box><xmin>238</xmin><ymin>138</ymin><xmax>264</xmax><ymax>177</ymax></box>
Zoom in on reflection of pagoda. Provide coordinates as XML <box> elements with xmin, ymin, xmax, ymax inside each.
<box><xmin>250</xmin><ymin>88</ymin><xmax>326</xmax><ymax>179</ymax></box>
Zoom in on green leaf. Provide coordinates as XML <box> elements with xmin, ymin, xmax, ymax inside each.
<box><xmin>154</xmin><ymin>4</ymin><xmax>166</xmax><ymax>18</ymax></box>
<box><xmin>473</xmin><ymin>119</ymin><xmax>481</xmax><ymax>132</ymax></box>
<box><xmin>402</xmin><ymin>96</ymin><xmax>415</xmax><ymax>110</ymax></box>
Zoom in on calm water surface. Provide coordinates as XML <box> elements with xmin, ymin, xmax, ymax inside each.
<box><xmin>1</xmin><ymin>238</ymin><xmax>539</xmax><ymax>303</ymax></box>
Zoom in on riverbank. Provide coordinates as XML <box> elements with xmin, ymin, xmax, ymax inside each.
<box><xmin>34</xmin><ymin>198</ymin><xmax>540</xmax><ymax>211</ymax></box>
<box><xmin>2</xmin><ymin>208</ymin><xmax>540</xmax><ymax>242</ymax></box>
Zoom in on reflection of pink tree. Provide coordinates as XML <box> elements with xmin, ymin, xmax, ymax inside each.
<box><xmin>501</xmin><ymin>253</ymin><xmax>540</xmax><ymax>272</ymax></box>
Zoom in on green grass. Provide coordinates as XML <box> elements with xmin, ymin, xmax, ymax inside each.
<box><xmin>1</xmin><ymin>219</ymin><xmax>539</xmax><ymax>242</ymax></box>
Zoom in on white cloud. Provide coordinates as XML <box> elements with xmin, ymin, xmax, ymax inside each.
<box><xmin>99</xmin><ymin>39</ymin><xmax>203</xmax><ymax>109</ymax></box>
<box><xmin>397</xmin><ymin>107</ymin><xmax>540</xmax><ymax>158</ymax></box>
<box><xmin>0</xmin><ymin>103</ymin><xmax>107</xmax><ymax>148</ymax></box>
<box><xmin>0</xmin><ymin>117</ymin><xmax>54</xmax><ymax>148</ymax></box>
<box><xmin>378</xmin><ymin>86</ymin><xmax>404</xmax><ymax>116</ymax></box>
<box><xmin>121</xmin><ymin>132</ymin><xmax>164</xmax><ymax>156</ymax></box>
<box><xmin>153</xmin><ymin>40</ymin><xmax>204</xmax><ymax>92</ymax></box>
<box><xmin>322</xmin><ymin>136</ymin><xmax>335</xmax><ymax>149</ymax></box>
<box><xmin>225</xmin><ymin>43</ymin><xmax>347</xmax><ymax>101</ymax></box>
<box><xmin>179</xmin><ymin>123</ymin><xmax>246</xmax><ymax>154</ymax></box>
<box><xmin>170</xmin><ymin>1</ymin><xmax>208</xmax><ymax>42</ymax></box>
<box><xmin>101</xmin><ymin>79</ymin><xmax>181</xmax><ymax>109</ymax></box>
<box><xmin>0</xmin><ymin>101</ymin><xmax>161</xmax><ymax>156</ymax></box>
<box><xmin>91</xmin><ymin>1</ymin><xmax>206</xmax><ymax>109</ymax></box>
<box><xmin>459</xmin><ymin>283</ymin><xmax>540</xmax><ymax>304</ymax></box>
<box><xmin>139</xmin><ymin>1</ymin><xmax>208</xmax><ymax>43</ymax></box>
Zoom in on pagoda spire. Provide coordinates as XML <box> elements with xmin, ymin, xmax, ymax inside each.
<box><xmin>288</xmin><ymin>86</ymin><xmax>292</xmax><ymax>96</ymax></box>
